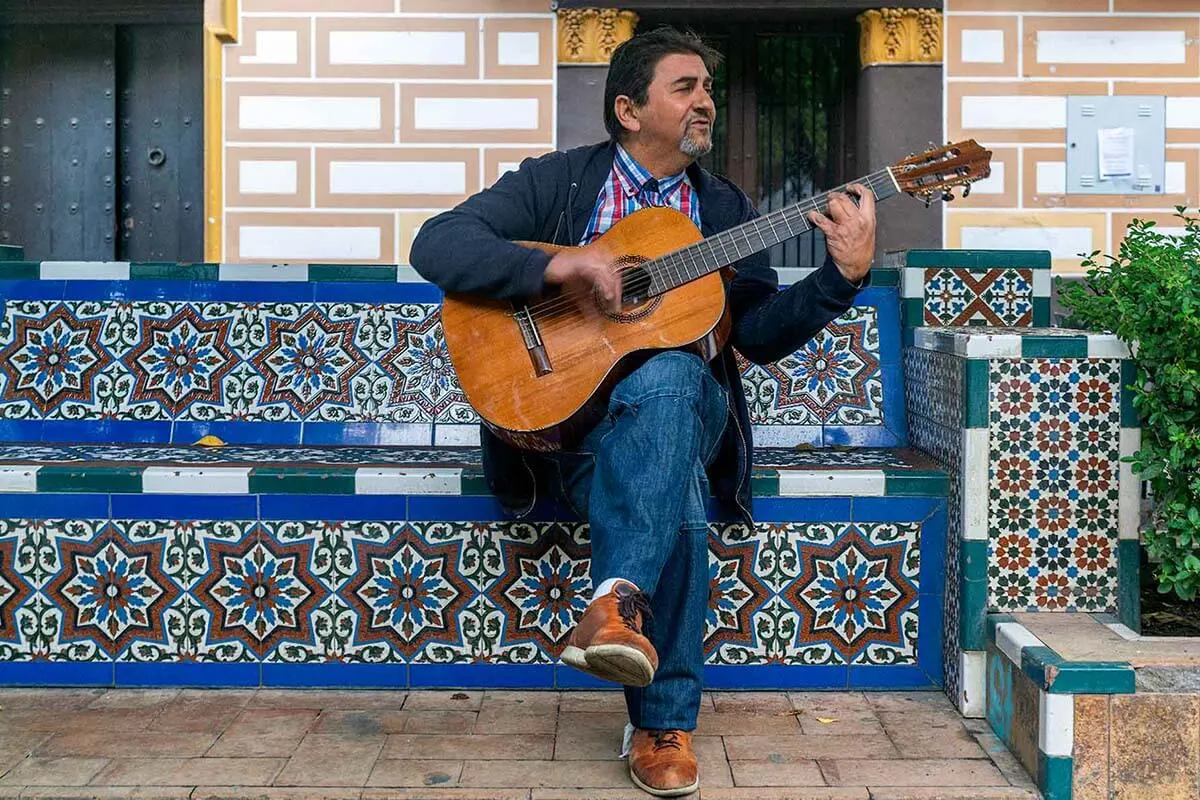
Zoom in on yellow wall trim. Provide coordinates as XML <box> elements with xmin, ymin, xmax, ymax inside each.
<box><xmin>203</xmin><ymin>0</ymin><xmax>238</xmax><ymax>262</ymax></box>
<box><xmin>557</xmin><ymin>8</ymin><xmax>638</xmax><ymax>65</ymax></box>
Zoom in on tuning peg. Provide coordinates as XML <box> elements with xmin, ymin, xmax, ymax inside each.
<box><xmin>924</xmin><ymin>196</ymin><xmax>933</xmax><ymax>208</ymax></box>
<box><xmin>943</xmin><ymin>191</ymin><xmax>954</xmax><ymax>202</ymax></box>
<box><xmin>962</xmin><ymin>184</ymin><xmax>971</xmax><ymax>198</ymax></box>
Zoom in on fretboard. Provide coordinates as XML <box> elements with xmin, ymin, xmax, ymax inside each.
<box><xmin>646</xmin><ymin>167</ymin><xmax>900</xmax><ymax>295</ymax></box>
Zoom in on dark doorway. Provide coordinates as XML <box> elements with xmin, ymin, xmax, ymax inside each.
<box><xmin>636</xmin><ymin>12</ymin><xmax>859</xmax><ymax>269</ymax></box>
<box><xmin>0</xmin><ymin>17</ymin><xmax>203</xmax><ymax>262</ymax></box>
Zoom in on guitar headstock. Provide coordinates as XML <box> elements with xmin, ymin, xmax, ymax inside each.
<box><xmin>891</xmin><ymin>140</ymin><xmax>993</xmax><ymax>206</ymax></box>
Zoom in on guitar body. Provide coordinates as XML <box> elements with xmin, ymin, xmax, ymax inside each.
<box><xmin>441</xmin><ymin>206</ymin><xmax>731</xmax><ymax>452</ymax></box>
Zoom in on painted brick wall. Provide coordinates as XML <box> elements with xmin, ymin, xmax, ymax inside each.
<box><xmin>221</xmin><ymin>0</ymin><xmax>555</xmax><ymax>263</ymax></box>
<box><xmin>944</xmin><ymin>0</ymin><xmax>1200</xmax><ymax>274</ymax></box>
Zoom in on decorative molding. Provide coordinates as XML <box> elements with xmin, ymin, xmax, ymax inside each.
<box><xmin>557</xmin><ymin>7</ymin><xmax>639</xmax><ymax>65</ymax></box>
<box><xmin>857</xmin><ymin>8</ymin><xmax>943</xmax><ymax>68</ymax></box>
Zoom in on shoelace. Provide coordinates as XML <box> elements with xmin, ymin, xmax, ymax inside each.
<box><xmin>616</xmin><ymin>590</ymin><xmax>653</xmax><ymax>632</ymax></box>
<box><xmin>652</xmin><ymin>730</ymin><xmax>684</xmax><ymax>752</ymax></box>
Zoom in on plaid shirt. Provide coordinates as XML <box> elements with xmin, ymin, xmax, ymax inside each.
<box><xmin>579</xmin><ymin>143</ymin><xmax>702</xmax><ymax>245</ymax></box>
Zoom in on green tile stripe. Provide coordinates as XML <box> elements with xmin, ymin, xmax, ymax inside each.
<box><xmin>1021</xmin><ymin>645</ymin><xmax>1135</xmax><ymax>694</ymax></box>
<box><xmin>247</xmin><ymin>467</ymin><xmax>357</xmax><ymax>495</ymax></box>
<box><xmin>964</xmin><ymin>359</ymin><xmax>990</xmax><ymax>429</ymax></box>
<box><xmin>461</xmin><ymin>469</ymin><xmax>491</xmax><ymax>496</ymax></box>
<box><xmin>0</xmin><ymin>261</ymin><xmax>41</xmax><ymax>280</ymax></box>
<box><xmin>1021</xmin><ymin>335</ymin><xmax>1089</xmax><ymax>359</ymax></box>
<box><xmin>868</xmin><ymin>267</ymin><xmax>900</xmax><ymax>287</ymax></box>
<box><xmin>986</xmin><ymin>613</ymin><xmax>1016</xmax><ymax>644</ymax></box>
<box><xmin>961</xmin><ymin>539</ymin><xmax>989</xmax><ymax>583</ymax></box>
<box><xmin>1032</xmin><ymin>297</ymin><xmax>1051</xmax><ymax>327</ymax></box>
<box><xmin>1038</xmin><ymin>753</ymin><xmax>1073</xmax><ymax>800</ymax></box>
<box><xmin>901</xmin><ymin>297</ymin><xmax>925</xmax><ymax>328</ymax></box>
<box><xmin>36</xmin><ymin>465</ymin><xmax>143</xmax><ymax>494</ymax></box>
<box><xmin>960</xmin><ymin>577</ymin><xmax>988</xmax><ymax>651</ymax></box>
<box><xmin>1120</xmin><ymin>359</ymin><xmax>1139</xmax><ymax>427</ymax></box>
<box><xmin>0</xmin><ymin>246</ymin><xmax>26</xmax><ymax>262</ymax></box>
<box><xmin>751</xmin><ymin>469</ymin><xmax>780</xmax><ymax>498</ymax></box>
<box><xmin>883</xmin><ymin>469</ymin><xmax>949</xmax><ymax>496</ymax></box>
<box><xmin>903</xmin><ymin>249</ymin><xmax>1052</xmax><ymax>269</ymax></box>
<box><xmin>902</xmin><ymin>326</ymin><xmax>916</xmax><ymax>348</ymax></box>
<box><xmin>1118</xmin><ymin>538</ymin><xmax>1141</xmax><ymax>632</ymax></box>
<box><xmin>308</xmin><ymin>264</ymin><xmax>399</xmax><ymax>282</ymax></box>
<box><xmin>129</xmin><ymin>263</ymin><xmax>220</xmax><ymax>281</ymax></box>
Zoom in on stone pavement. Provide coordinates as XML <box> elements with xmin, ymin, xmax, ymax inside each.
<box><xmin>0</xmin><ymin>688</ymin><xmax>1040</xmax><ymax>800</ymax></box>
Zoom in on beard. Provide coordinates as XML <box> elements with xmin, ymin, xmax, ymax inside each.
<box><xmin>679</xmin><ymin>125</ymin><xmax>713</xmax><ymax>158</ymax></box>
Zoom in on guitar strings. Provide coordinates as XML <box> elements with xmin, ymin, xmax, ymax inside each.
<box><xmin>520</xmin><ymin>169</ymin><xmax>894</xmax><ymax>329</ymax></box>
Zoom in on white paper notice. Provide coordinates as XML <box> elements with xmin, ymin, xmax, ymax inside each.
<box><xmin>1097</xmin><ymin>127</ymin><xmax>1135</xmax><ymax>180</ymax></box>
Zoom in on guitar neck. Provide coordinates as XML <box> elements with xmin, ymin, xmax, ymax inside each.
<box><xmin>647</xmin><ymin>167</ymin><xmax>901</xmax><ymax>294</ymax></box>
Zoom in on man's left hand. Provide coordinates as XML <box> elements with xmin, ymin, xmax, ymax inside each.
<box><xmin>807</xmin><ymin>183</ymin><xmax>876</xmax><ymax>285</ymax></box>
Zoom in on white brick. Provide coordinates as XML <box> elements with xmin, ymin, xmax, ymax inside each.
<box><xmin>142</xmin><ymin>467</ymin><xmax>251</xmax><ymax>494</ymax></box>
<box><xmin>902</xmin><ymin>267</ymin><xmax>924</xmax><ymax>299</ymax></box>
<box><xmin>777</xmin><ymin>470</ymin><xmax>886</xmax><ymax>497</ymax></box>
<box><xmin>1033</xmin><ymin>269</ymin><xmax>1051</xmax><ymax>297</ymax></box>
<box><xmin>1039</xmin><ymin>691</ymin><xmax>1074</xmax><ymax>757</ymax></box>
<box><xmin>1166</xmin><ymin>97</ymin><xmax>1200</xmax><ymax>129</ymax></box>
<box><xmin>434</xmin><ymin>425</ymin><xmax>480</xmax><ymax>446</ymax></box>
<box><xmin>960</xmin><ymin>226</ymin><xmax>1093</xmax><ymax>261</ymax></box>
<box><xmin>498</xmin><ymin>31</ymin><xmax>541</xmax><ymax>66</ymax></box>
<box><xmin>969</xmin><ymin>161</ymin><xmax>1005</xmax><ymax>195</ymax></box>
<box><xmin>963</xmin><ymin>428</ymin><xmax>989</xmax><ymax>542</ymax></box>
<box><xmin>329</xmin><ymin>31</ymin><xmax>466</xmax><ymax>66</ymax></box>
<box><xmin>961</xmin><ymin>96</ymin><xmax>1065</xmax><ymax>130</ymax></box>
<box><xmin>218</xmin><ymin>263</ymin><xmax>309</xmax><ymax>281</ymax></box>
<box><xmin>414</xmin><ymin>97</ymin><xmax>539</xmax><ymax>131</ymax></box>
<box><xmin>1037</xmin><ymin>30</ymin><xmax>1187</xmax><ymax>65</ymax></box>
<box><xmin>960</xmin><ymin>651</ymin><xmax>987</xmax><ymax>719</ymax></box>
<box><xmin>355</xmin><ymin>468</ymin><xmax>462</xmax><ymax>495</ymax></box>
<box><xmin>239</xmin><ymin>96</ymin><xmax>381</xmax><ymax>131</ymax></box>
<box><xmin>497</xmin><ymin>161</ymin><xmax>521</xmax><ymax>178</ymax></box>
<box><xmin>0</xmin><ymin>467</ymin><xmax>39</xmax><ymax>493</ymax></box>
<box><xmin>1036</xmin><ymin>162</ymin><xmax>1067</xmax><ymax>195</ymax></box>
<box><xmin>961</xmin><ymin>29</ymin><xmax>1005</xmax><ymax>65</ymax></box>
<box><xmin>239</xmin><ymin>226</ymin><xmax>381</xmax><ymax>261</ymax></box>
<box><xmin>330</xmin><ymin>161</ymin><xmax>467</xmax><ymax>195</ymax></box>
<box><xmin>1119</xmin><ymin>427</ymin><xmax>1142</xmax><ymax>541</ymax></box>
<box><xmin>995</xmin><ymin>622</ymin><xmax>1044</xmax><ymax>668</ymax></box>
<box><xmin>962</xmin><ymin>333</ymin><xmax>1022</xmax><ymax>358</ymax></box>
<box><xmin>241</xmin><ymin>30</ymin><xmax>298</xmax><ymax>65</ymax></box>
<box><xmin>239</xmin><ymin>160</ymin><xmax>298</xmax><ymax>195</ymax></box>
<box><xmin>40</xmin><ymin>261</ymin><xmax>131</xmax><ymax>279</ymax></box>
<box><xmin>1165</xmin><ymin>161</ymin><xmax>1188</xmax><ymax>194</ymax></box>
<box><xmin>1086</xmin><ymin>335</ymin><xmax>1129</xmax><ymax>359</ymax></box>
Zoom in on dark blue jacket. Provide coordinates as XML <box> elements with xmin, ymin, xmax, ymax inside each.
<box><xmin>409</xmin><ymin>141</ymin><xmax>865</xmax><ymax>524</ymax></box>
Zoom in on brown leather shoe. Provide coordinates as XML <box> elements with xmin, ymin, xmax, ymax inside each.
<box><xmin>628</xmin><ymin>728</ymin><xmax>699</xmax><ymax>797</ymax></box>
<box><xmin>560</xmin><ymin>579</ymin><xmax>658</xmax><ymax>687</ymax></box>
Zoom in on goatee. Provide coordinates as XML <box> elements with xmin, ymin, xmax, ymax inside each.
<box><xmin>680</xmin><ymin>130</ymin><xmax>712</xmax><ymax>158</ymax></box>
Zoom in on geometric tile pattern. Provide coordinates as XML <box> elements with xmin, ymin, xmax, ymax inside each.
<box><xmin>988</xmin><ymin>358</ymin><xmax>1122</xmax><ymax>612</ymax></box>
<box><xmin>0</xmin><ymin>515</ymin><xmax>930</xmax><ymax>673</ymax></box>
<box><xmin>925</xmin><ymin>268</ymin><xmax>1034</xmax><ymax>327</ymax></box>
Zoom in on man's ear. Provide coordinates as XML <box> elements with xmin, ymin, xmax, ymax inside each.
<box><xmin>613</xmin><ymin>95</ymin><xmax>641</xmax><ymax>136</ymax></box>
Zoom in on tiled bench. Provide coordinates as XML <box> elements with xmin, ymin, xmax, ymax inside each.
<box><xmin>0</xmin><ymin>262</ymin><xmax>948</xmax><ymax>691</ymax></box>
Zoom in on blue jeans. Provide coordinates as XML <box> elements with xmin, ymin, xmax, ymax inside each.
<box><xmin>547</xmin><ymin>351</ymin><xmax>728</xmax><ymax>731</ymax></box>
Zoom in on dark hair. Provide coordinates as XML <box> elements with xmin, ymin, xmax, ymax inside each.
<box><xmin>603</xmin><ymin>25</ymin><xmax>722</xmax><ymax>142</ymax></box>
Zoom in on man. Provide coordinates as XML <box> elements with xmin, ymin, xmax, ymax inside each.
<box><xmin>410</xmin><ymin>25</ymin><xmax>875</xmax><ymax>798</ymax></box>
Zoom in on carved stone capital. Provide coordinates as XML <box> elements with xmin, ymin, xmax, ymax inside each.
<box><xmin>857</xmin><ymin>8</ymin><xmax>942</xmax><ymax>68</ymax></box>
<box><xmin>557</xmin><ymin>7</ymin><xmax>639</xmax><ymax>65</ymax></box>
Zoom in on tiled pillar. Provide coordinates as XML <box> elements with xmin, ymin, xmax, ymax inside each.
<box><xmin>555</xmin><ymin>7</ymin><xmax>638</xmax><ymax>150</ymax></box>
<box><xmin>855</xmin><ymin>8</ymin><xmax>944</xmax><ymax>261</ymax></box>
<box><xmin>906</xmin><ymin>327</ymin><xmax>1140</xmax><ymax>717</ymax></box>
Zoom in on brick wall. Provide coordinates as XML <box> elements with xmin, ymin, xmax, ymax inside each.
<box><xmin>944</xmin><ymin>0</ymin><xmax>1200</xmax><ymax>274</ymax></box>
<box><xmin>221</xmin><ymin>0</ymin><xmax>555</xmax><ymax>263</ymax></box>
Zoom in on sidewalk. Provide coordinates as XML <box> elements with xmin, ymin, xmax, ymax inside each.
<box><xmin>0</xmin><ymin>688</ymin><xmax>1039</xmax><ymax>800</ymax></box>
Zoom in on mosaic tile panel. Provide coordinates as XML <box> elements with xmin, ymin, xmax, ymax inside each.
<box><xmin>0</xmin><ymin>517</ymin><xmax>926</xmax><ymax>672</ymax></box>
<box><xmin>0</xmin><ymin>301</ymin><xmax>474</xmax><ymax>424</ymax></box>
<box><xmin>904</xmin><ymin>346</ymin><xmax>965</xmax><ymax>707</ymax></box>
<box><xmin>738</xmin><ymin>305</ymin><xmax>883</xmax><ymax>426</ymax></box>
<box><xmin>925</xmin><ymin>268</ymin><xmax>1035</xmax><ymax>327</ymax></box>
<box><xmin>988</xmin><ymin>359</ymin><xmax>1122</xmax><ymax>613</ymax></box>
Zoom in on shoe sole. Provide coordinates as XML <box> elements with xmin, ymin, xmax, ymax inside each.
<box><xmin>560</xmin><ymin>643</ymin><xmax>655</xmax><ymax>688</ymax></box>
<box><xmin>630</xmin><ymin>766</ymin><xmax>699</xmax><ymax>797</ymax></box>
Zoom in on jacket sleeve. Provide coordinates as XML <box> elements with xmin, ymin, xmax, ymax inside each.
<box><xmin>408</xmin><ymin>154</ymin><xmax>559</xmax><ymax>301</ymax></box>
<box><xmin>727</xmin><ymin>196</ymin><xmax>867</xmax><ymax>366</ymax></box>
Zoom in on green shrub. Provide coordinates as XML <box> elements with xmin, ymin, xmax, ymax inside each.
<box><xmin>1058</xmin><ymin>208</ymin><xmax>1200</xmax><ymax>602</ymax></box>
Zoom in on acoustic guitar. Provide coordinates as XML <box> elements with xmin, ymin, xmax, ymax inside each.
<box><xmin>441</xmin><ymin>140</ymin><xmax>993</xmax><ymax>452</ymax></box>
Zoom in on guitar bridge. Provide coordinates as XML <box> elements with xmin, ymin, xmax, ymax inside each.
<box><xmin>514</xmin><ymin>304</ymin><xmax>552</xmax><ymax>376</ymax></box>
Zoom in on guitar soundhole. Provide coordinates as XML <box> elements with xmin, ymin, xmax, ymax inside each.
<box><xmin>601</xmin><ymin>255</ymin><xmax>661</xmax><ymax>322</ymax></box>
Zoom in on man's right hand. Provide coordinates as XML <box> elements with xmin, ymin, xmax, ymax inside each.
<box><xmin>543</xmin><ymin>245</ymin><xmax>622</xmax><ymax>315</ymax></box>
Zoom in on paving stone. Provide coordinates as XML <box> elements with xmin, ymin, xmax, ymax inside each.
<box><xmin>0</xmin><ymin>689</ymin><xmax>106</xmax><ymax>711</ymax></box>
<box><xmin>174</xmin><ymin>689</ymin><xmax>255</xmax><ymax>706</ymax></box>
<box><xmin>207</xmin><ymin>709</ymin><xmax>318</xmax><ymax>758</ymax></box>
<box><xmin>459</xmin><ymin>759</ymin><xmax>630</xmax><ymax>788</ymax></box>
<box><xmin>969</xmin><ymin>732</ymin><xmax>1035</xmax><ymax>790</ymax></box>
<box><xmin>866</xmin><ymin>789</ymin><xmax>1041</xmax><ymax>799</ymax></box>
<box><xmin>476</xmin><ymin>708</ymin><xmax>558</xmax><ymax>734</ymax></box>
<box><xmin>312</xmin><ymin>710</ymin><xmax>410</xmax><ymax>736</ymax></box>
<box><xmin>863</xmin><ymin>693</ymin><xmax>956</xmax><ymax>713</ymax></box>
<box><xmin>1072</xmin><ymin>695</ymin><xmax>1110</xmax><ymax>800</ymax></box>
<box><xmin>883</xmin><ymin>725</ymin><xmax>987</xmax><ymax>759</ymax></box>
<box><xmin>818</xmin><ymin>759</ymin><xmax>1006</xmax><ymax>787</ymax></box>
<box><xmin>729</xmin><ymin>760</ymin><xmax>826</xmax><ymax>787</ymax></box>
<box><xmin>383</xmin><ymin>734</ymin><xmax>553</xmax><ymax>761</ymax></box>
<box><xmin>250</xmin><ymin>689</ymin><xmax>407</xmax><ymax>711</ymax></box>
<box><xmin>529</xmin><ymin>790</ymin><xmax>648</xmax><ymax>800</ymax></box>
<box><xmin>19</xmin><ymin>788</ymin><xmax>194</xmax><ymax>799</ymax></box>
<box><xmin>711</xmin><ymin>693</ymin><xmax>793</xmax><ymax>714</ymax></box>
<box><xmin>148</xmin><ymin>702</ymin><xmax>247</xmax><ymax>734</ymax></box>
<box><xmin>553</xmin><ymin>724</ymin><xmax>624</xmax><ymax>760</ymax></box>
<box><xmin>34</xmin><ymin>732</ymin><xmax>218</xmax><ymax>759</ymax></box>
<box><xmin>695</xmin><ymin>712</ymin><xmax>803</xmax><ymax>736</ymax></box>
<box><xmin>273</xmin><ymin>734</ymin><xmax>386</xmax><ymax>787</ymax></box>
<box><xmin>556</xmin><ymin>692</ymin><xmax>627</xmax><ymax>713</ymax></box>
<box><xmin>86</xmin><ymin>690</ymin><xmax>181</xmax><ymax>710</ymax></box>
<box><xmin>796</xmin><ymin>711</ymin><xmax>886</xmax><ymax>737</ymax></box>
<box><xmin>195</xmin><ymin>789</ymin><xmax>363</xmax><ymax>800</ymax></box>
<box><xmin>90</xmin><ymin>757</ymin><xmax>286</xmax><ymax>786</ymax></box>
<box><xmin>402</xmin><ymin>691</ymin><xmax>484</xmax><ymax>711</ymax></box>
<box><xmin>723</xmin><ymin>735</ymin><xmax>898</xmax><ymax>761</ymax></box>
<box><xmin>555</xmin><ymin>712</ymin><xmax>629</xmax><ymax>734</ymax></box>
<box><xmin>364</xmin><ymin>791</ymin><xmax>528</xmax><ymax>800</ymax></box>
<box><xmin>0</xmin><ymin>756</ymin><xmax>110</xmax><ymax>786</ymax></box>
<box><xmin>699</xmin><ymin>790</ymin><xmax>869</xmax><ymax>800</ymax></box>
<box><xmin>1110</xmin><ymin>693</ymin><xmax>1200</xmax><ymax>800</ymax></box>
<box><xmin>875</xmin><ymin>710</ymin><xmax>966</xmax><ymax>730</ymax></box>
<box><xmin>693</xmin><ymin>735</ymin><xmax>733</xmax><ymax>788</ymax></box>
<box><xmin>365</xmin><ymin>759</ymin><xmax>464</xmax><ymax>788</ymax></box>
<box><xmin>401</xmin><ymin>711</ymin><xmax>478</xmax><ymax>734</ymax></box>
<box><xmin>8</xmin><ymin>709</ymin><xmax>153</xmax><ymax>734</ymax></box>
<box><xmin>481</xmin><ymin>691</ymin><xmax>560</xmax><ymax>711</ymax></box>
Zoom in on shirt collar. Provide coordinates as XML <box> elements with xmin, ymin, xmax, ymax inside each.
<box><xmin>613</xmin><ymin>143</ymin><xmax>691</xmax><ymax>199</ymax></box>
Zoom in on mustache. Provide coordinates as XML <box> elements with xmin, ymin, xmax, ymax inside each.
<box><xmin>687</xmin><ymin>114</ymin><xmax>713</xmax><ymax>126</ymax></box>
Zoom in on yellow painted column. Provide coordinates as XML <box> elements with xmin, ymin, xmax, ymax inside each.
<box><xmin>203</xmin><ymin>0</ymin><xmax>238</xmax><ymax>263</ymax></box>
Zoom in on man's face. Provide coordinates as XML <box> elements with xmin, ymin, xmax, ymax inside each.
<box><xmin>633</xmin><ymin>52</ymin><xmax>716</xmax><ymax>158</ymax></box>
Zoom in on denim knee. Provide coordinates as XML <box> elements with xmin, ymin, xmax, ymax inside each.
<box><xmin>610</xmin><ymin>351</ymin><xmax>709</xmax><ymax>408</ymax></box>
